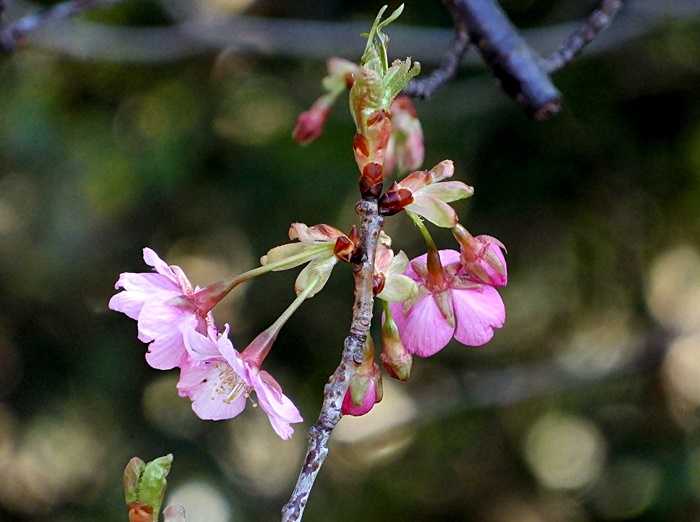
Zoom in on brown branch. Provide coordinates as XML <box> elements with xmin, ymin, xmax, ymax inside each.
<box><xmin>543</xmin><ymin>0</ymin><xmax>624</xmax><ymax>73</ymax></box>
<box><xmin>0</xmin><ymin>0</ymin><xmax>121</xmax><ymax>53</ymax></box>
<box><xmin>403</xmin><ymin>0</ymin><xmax>470</xmax><ymax>99</ymax></box>
<box><xmin>281</xmin><ymin>198</ymin><xmax>383</xmax><ymax>522</ymax></box>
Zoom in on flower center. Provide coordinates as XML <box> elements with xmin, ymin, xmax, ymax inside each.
<box><xmin>214</xmin><ymin>363</ymin><xmax>250</xmax><ymax>404</ymax></box>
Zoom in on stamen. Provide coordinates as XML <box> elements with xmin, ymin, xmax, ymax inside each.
<box><xmin>213</xmin><ymin>363</ymin><xmax>250</xmax><ymax>404</ymax></box>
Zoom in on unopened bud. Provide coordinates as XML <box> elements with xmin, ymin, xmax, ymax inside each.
<box><xmin>452</xmin><ymin>224</ymin><xmax>507</xmax><ymax>287</ymax></box>
<box><xmin>293</xmin><ymin>99</ymin><xmax>331</xmax><ymax>145</ymax></box>
<box><xmin>381</xmin><ymin>311</ymin><xmax>412</xmax><ymax>381</ymax></box>
<box><xmin>359</xmin><ymin>162</ymin><xmax>384</xmax><ymax>199</ymax></box>
<box><xmin>342</xmin><ymin>337</ymin><xmax>383</xmax><ymax>416</ymax></box>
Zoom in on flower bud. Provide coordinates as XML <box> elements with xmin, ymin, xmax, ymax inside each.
<box><xmin>342</xmin><ymin>337</ymin><xmax>383</xmax><ymax>416</ymax></box>
<box><xmin>385</xmin><ymin>96</ymin><xmax>424</xmax><ymax>175</ymax></box>
<box><xmin>452</xmin><ymin>224</ymin><xmax>507</xmax><ymax>287</ymax></box>
<box><xmin>292</xmin><ymin>98</ymin><xmax>331</xmax><ymax>145</ymax></box>
<box><xmin>381</xmin><ymin>311</ymin><xmax>412</xmax><ymax>381</ymax></box>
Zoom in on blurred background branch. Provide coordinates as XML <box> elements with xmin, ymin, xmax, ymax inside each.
<box><xmin>0</xmin><ymin>0</ymin><xmax>122</xmax><ymax>53</ymax></box>
<box><xmin>0</xmin><ymin>0</ymin><xmax>695</xmax><ymax>64</ymax></box>
<box><xmin>543</xmin><ymin>0</ymin><xmax>624</xmax><ymax>73</ymax></box>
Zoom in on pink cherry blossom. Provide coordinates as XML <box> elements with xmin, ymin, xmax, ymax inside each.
<box><xmin>389</xmin><ymin>250</ymin><xmax>506</xmax><ymax>357</ymax></box>
<box><xmin>109</xmin><ymin>248</ymin><xmax>214</xmax><ymax>370</ymax></box>
<box><xmin>177</xmin><ymin>325</ymin><xmax>303</xmax><ymax>439</ymax></box>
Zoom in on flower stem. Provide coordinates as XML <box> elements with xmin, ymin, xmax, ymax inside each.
<box><xmin>407</xmin><ymin>210</ymin><xmax>438</xmax><ymax>252</ymax></box>
<box><xmin>241</xmin><ymin>276</ymin><xmax>321</xmax><ymax>366</ymax></box>
<box><xmin>194</xmin><ymin>246</ymin><xmax>327</xmax><ymax>312</ymax></box>
<box><xmin>407</xmin><ymin>210</ymin><xmax>446</xmax><ymax>288</ymax></box>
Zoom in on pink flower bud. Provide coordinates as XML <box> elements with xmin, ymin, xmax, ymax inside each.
<box><xmin>292</xmin><ymin>98</ymin><xmax>331</xmax><ymax>145</ymax></box>
<box><xmin>341</xmin><ymin>337</ymin><xmax>383</xmax><ymax>416</ymax></box>
<box><xmin>385</xmin><ymin>96</ymin><xmax>424</xmax><ymax>175</ymax></box>
<box><xmin>453</xmin><ymin>224</ymin><xmax>507</xmax><ymax>287</ymax></box>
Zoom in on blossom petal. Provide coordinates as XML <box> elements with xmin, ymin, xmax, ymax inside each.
<box><xmin>145</xmin><ymin>329</ymin><xmax>188</xmax><ymax>370</ymax></box>
<box><xmin>406</xmin><ymin>250</ymin><xmax>461</xmax><ymax>281</ymax></box>
<box><xmin>406</xmin><ymin>194</ymin><xmax>458</xmax><ymax>228</ymax></box>
<box><xmin>451</xmin><ymin>286</ymin><xmax>505</xmax><ymax>346</ymax></box>
<box><xmin>288</xmin><ymin>223</ymin><xmax>345</xmax><ymax>243</ymax></box>
<box><xmin>387</xmin><ymin>250</ymin><xmax>409</xmax><ymax>275</ymax></box>
<box><xmin>252</xmin><ymin>370</ymin><xmax>303</xmax><ymax>440</ymax></box>
<box><xmin>109</xmin><ymin>290</ymin><xmax>146</xmax><ymax>320</ymax></box>
<box><xmin>187</xmin><ymin>362</ymin><xmax>248</xmax><ymax>421</ymax></box>
<box><xmin>260</xmin><ymin>242</ymin><xmax>329</xmax><ymax>271</ymax></box>
<box><xmin>294</xmin><ymin>255</ymin><xmax>337</xmax><ymax>298</ymax></box>
<box><xmin>177</xmin><ymin>361</ymin><xmax>210</xmax><ymax>398</ymax></box>
<box><xmin>428</xmin><ymin>160</ymin><xmax>454</xmax><ymax>182</ymax></box>
<box><xmin>378</xmin><ymin>273</ymin><xmax>418</xmax><ymax>303</ymax></box>
<box><xmin>390</xmin><ymin>294</ymin><xmax>455</xmax><ymax>357</ymax></box>
<box><xmin>418</xmin><ymin>181</ymin><xmax>474</xmax><ymax>203</ymax></box>
<box><xmin>182</xmin><ymin>326</ymin><xmax>220</xmax><ymax>362</ymax></box>
<box><xmin>137</xmin><ymin>301</ymin><xmax>193</xmax><ymax>343</ymax></box>
<box><xmin>143</xmin><ymin>248</ymin><xmax>179</xmax><ymax>283</ymax></box>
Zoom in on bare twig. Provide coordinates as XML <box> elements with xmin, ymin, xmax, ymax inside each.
<box><xmin>403</xmin><ymin>0</ymin><xmax>470</xmax><ymax>99</ymax></box>
<box><xmin>0</xmin><ymin>0</ymin><xmax>121</xmax><ymax>53</ymax></box>
<box><xmin>543</xmin><ymin>0</ymin><xmax>624</xmax><ymax>73</ymax></box>
<box><xmin>281</xmin><ymin>199</ymin><xmax>383</xmax><ymax>522</ymax></box>
<box><xmin>455</xmin><ymin>0</ymin><xmax>561</xmax><ymax>120</ymax></box>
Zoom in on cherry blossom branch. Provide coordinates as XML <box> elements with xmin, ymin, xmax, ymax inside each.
<box><xmin>0</xmin><ymin>0</ymin><xmax>121</xmax><ymax>53</ymax></box>
<box><xmin>281</xmin><ymin>198</ymin><xmax>384</xmax><ymax>522</ymax></box>
<box><xmin>542</xmin><ymin>0</ymin><xmax>624</xmax><ymax>73</ymax></box>
<box><xmin>403</xmin><ymin>0</ymin><xmax>470</xmax><ymax>99</ymax></box>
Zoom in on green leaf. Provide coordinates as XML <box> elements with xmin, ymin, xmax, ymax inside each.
<box><xmin>383</xmin><ymin>59</ymin><xmax>421</xmax><ymax>105</ymax></box>
<box><xmin>361</xmin><ymin>4</ymin><xmax>405</xmax><ymax>74</ymax></box>
<box><xmin>123</xmin><ymin>457</ymin><xmax>146</xmax><ymax>505</ymax></box>
<box><xmin>139</xmin><ymin>454</ymin><xmax>173</xmax><ymax>520</ymax></box>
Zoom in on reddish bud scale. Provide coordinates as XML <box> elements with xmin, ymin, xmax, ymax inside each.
<box><xmin>353</xmin><ymin>133</ymin><xmax>370</xmax><ymax>157</ymax></box>
<box><xmin>344</xmin><ymin>72</ymin><xmax>355</xmax><ymax>89</ymax></box>
<box><xmin>333</xmin><ymin>236</ymin><xmax>355</xmax><ymax>262</ymax></box>
<box><xmin>379</xmin><ymin>186</ymin><xmax>414</xmax><ymax>216</ymax></box>
<box><xmin>128</xmin><ymin>503</ymin><xmax>154</xmax><ymax>522</ymax></box>
<box><xmin>360</xmin><ymin>162</ymin><xmax>384</xmax><ymax>199</ymax></box>
<box><xmin>373</xmin><ymin>273</ymin><xmax>386</xmax><ymax>295</ymax></box>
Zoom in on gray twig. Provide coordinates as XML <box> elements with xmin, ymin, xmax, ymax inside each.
<box><xmin>543</xmin><ymin>0</ymin><xmax>625</xmax><ymax>73</ymax></box>
<box><xmin>281</xmin><ymin>199</ymin><xmax>383</xmax><ymax>522</ymax></box>
<box><xmin>0</xmin><ymin>0</ymin><xmax>121</xmax><ymax>53</ymax></box>
<box><xmin>404</xmin><ymin>0</ymin><xmax>470</xmax><ymax>99</ymax></box>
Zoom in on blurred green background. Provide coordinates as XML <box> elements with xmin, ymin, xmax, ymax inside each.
<box><xmin>1</xmin><ymin>1</ymin><xmax>700</xmax><ymax>521</ymax></box>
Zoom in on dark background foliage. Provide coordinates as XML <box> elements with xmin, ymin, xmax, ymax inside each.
<box><xmin>1</xmin><ymin>1</ymin><xmax>700</xmax><ymax>521</ymax></box>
